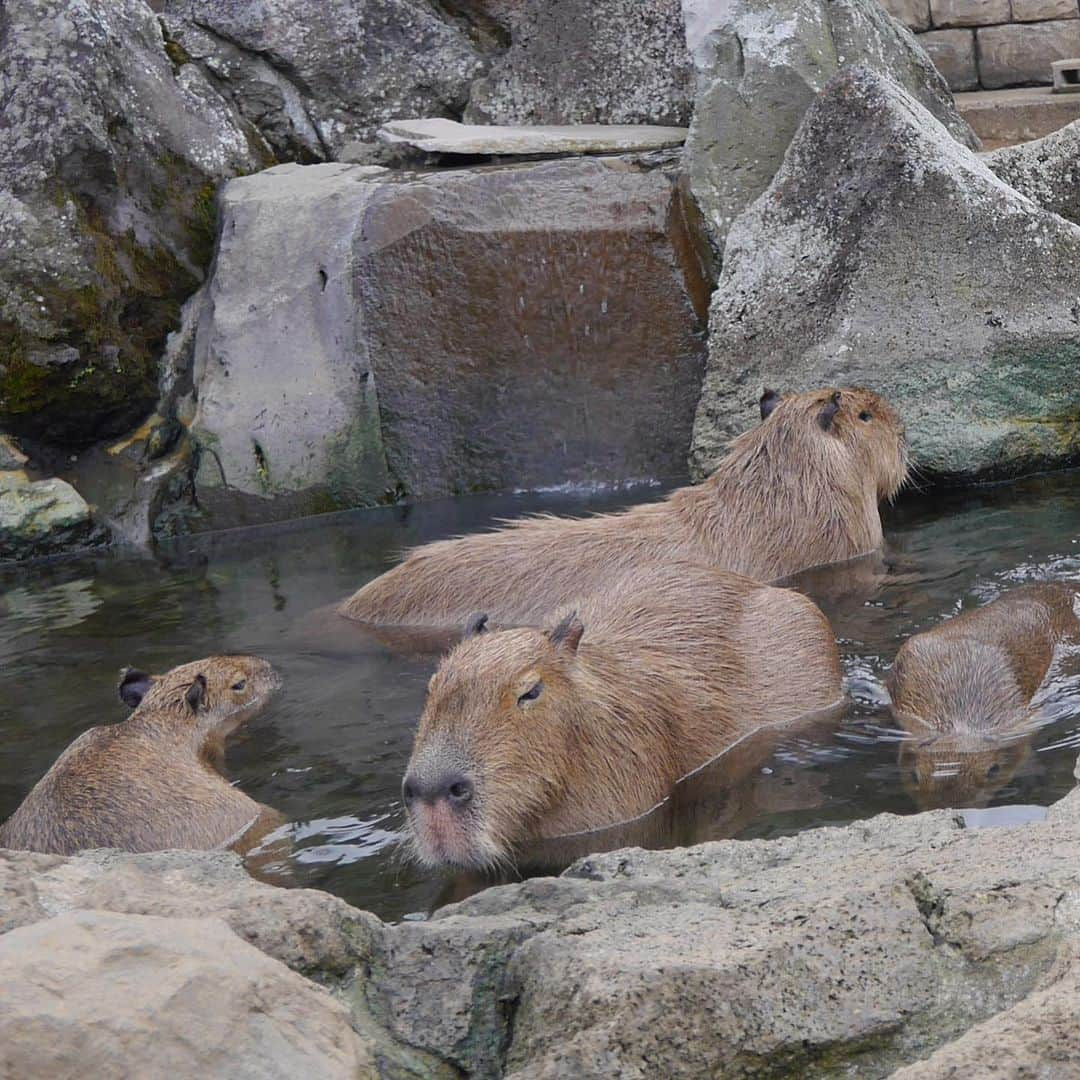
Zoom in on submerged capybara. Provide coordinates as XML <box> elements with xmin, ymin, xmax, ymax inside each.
<box><xmin>0</xmin><ymin>655</ymin><xmax>282</xmax><ymax>855</ymax></box>
<box><xmin>889</xmin><ymin>582</ymin><xmax>1079</xmax><ymax>809</ymax></box>
<box><xmin>401</xmin><ymin>562</ymin><xmax>845</xmax><ymax>869</ymax></box>
<box><xmin>340</xmin><ymin>387</ymin><xmax>909</xmax><ymax>628</ymax></box>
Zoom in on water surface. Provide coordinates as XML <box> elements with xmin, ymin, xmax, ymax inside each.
<box><xmin>1</xmin><ymin>473</ymin><xmax>1077</xmax><ymax>920</ymax></box>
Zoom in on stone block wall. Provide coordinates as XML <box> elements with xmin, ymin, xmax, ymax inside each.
<box><xmin>881</xmin><ymin>0</ymin><xmax>1080</xmax><ymax>89</ymax></box>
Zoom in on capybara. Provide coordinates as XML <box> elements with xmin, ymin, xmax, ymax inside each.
<box><xmin>401</xmin><ymin>563</ymin><xmax>845</xmax><ymax>869</ymax></box>
<box><xmin>0</xmin><ymin>655</ymin><xmax>282</xmax><ymax>855</ymax></box>
<box><xmin>339</xmin><ymin>387</ymin><xmax>908</xmax><ymax>628</ymax></box>
<box><xmin>889</xmin><ymin>582</ymin><xmax>1079</xmax><ymax>809</ymax></box>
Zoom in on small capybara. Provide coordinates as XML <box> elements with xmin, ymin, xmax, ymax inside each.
<box><xmin>339</xmin><ymin>387</ymin><xmax>908</xmax><ymax>628</ymax></box>
<box><xmin>0</xmin><ymin>655</ymin><xmax>282</xmax><ymax>855</ymax></box>
<box><xmin>889</xmin><ymin>582</ymin><xmax>1079</xmax><ymax>809</ymax></box>
<box><xmin>401</xmin><ymin>562</ymin><xmax>844</xmax><ymax>869</ymax></box>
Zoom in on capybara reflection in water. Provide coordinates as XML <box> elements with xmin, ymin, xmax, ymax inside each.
<box><xmin>0</xmin><ymin>655</ymin><xmax>283</xmax><ymax>855</ymax></box>
<box><xmin>340</xmin><ymin>387</ymin><xmax>908</xmax><ymax>628</ymax></box>
<box><xmin>889</xmin><ymin>582</ymin><xmax>1079</xmax><ymax>809</ymax></box>
<box><xmin>401</xmin><ymin>563</ymin><xmax>844</xmax><ymax>869</ymax></box>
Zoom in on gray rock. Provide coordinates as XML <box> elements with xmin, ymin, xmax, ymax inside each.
<box><xmin>189</xmin><ymin>156</ymin><xmax>710</xmax><ymax>527</ymax></box>
<box><xmin>929</xmin><ymin>0</ymin><xmax>1010</xmax><ymax>27</ymax></box>
<box><xmin>464</xmin><ymin>0</ymin><xmax>693</xmax><ymax>126</ymax></box>
<box><xmin>920</xmin><ymin>28</ymin><xmax>979</xmax><ymax>92</ymax></box>
<box><xmin>378</xmin><ymin>118</ymin><xmax>689</xmax><ymax>156</ymax></box>
<box><xmin>986</xmin><ymin>117</ymin><xmax>1080</xmax><ymax>226</ymax></box>
<box><xmin>977</xmin><ymin>19</ymin><xmax>1080</xmax><ymax>89</ymax></box>
<box><xmin>0</xmin><ymin>476</ymin><xmax>106</xmax><ymax>562</ymax></box>
<box><xmin>1012</xmin><ymin>0</ymin><xmax>1080</xmax><ymax>21</ymax></box>
<box><xmin>162</xmin><ymin>0</ymin><xmax>485</xmax><ymax>162</ymax></box>
<box><xmin>0</xmin><ymin>910</ymin><xmax>377</xmax><ymax>1078</ymax></box>
<box><xmin>0</xmin><ymin>0</ymin><xmax>265</xmax><ymax>448</ymax></box>
<box><xmin>880</xmin><ymin>0</ymin><xmax>932</xmax><ymax>31</ymax></box>
<box><xmin>683</xmin><ymin>0</ymin><xmax>979</xmax><ymax>259</ymax></box>
<box><xmin>689</xmin><ymin>66</ymin><xmax>1080</xmax><ymax>483</ymax></box>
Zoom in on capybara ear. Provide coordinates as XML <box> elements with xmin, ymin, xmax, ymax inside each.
<box><xmin>759</xmin><ymin>388</ymin><xmax>782</xmax><ymax>420</ymax></box>
<box><xmin>118</xmin><ymin>669</ymin><xmax>154</xmax><ymax>709</ymax></box>
<box><xmin>549</xmin><ymin>611</ymin><xmax>585</xmax><ymax>655</ymax></box>
<box><xmin>464</xmin><ymin>612</ymin><xmax>489</xmax><ymax>637</ymax></box>
<box><xmin>185</xmin><ymin>673</ymin><xmax>208</xmax><ymax>713</ymax></box>
<box><xmin>817</xmin><ymin>390</ymin><xmax>842</xmax><ymax>431</ymax></box>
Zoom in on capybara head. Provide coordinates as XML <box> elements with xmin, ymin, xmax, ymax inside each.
<box><xmin>402</xmin><ymin>612</ymin><xmax>587</xmax><ymax>870</ymax></box>
<box><xmin>898</xmin><ymin>730</ymin><xmax>1032</xmax><ymax>810</ymax></box>
<box><xmin>118</xmin><ymin>655</ymin><xmax>282</xmax><ymax>736</ymax></box>
<box><xmin>756</xmin><ymin>387</ymin><xmax>908</xmax><ymax>501</ymax></box>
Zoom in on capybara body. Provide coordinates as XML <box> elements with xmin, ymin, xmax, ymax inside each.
<box><xmin>889</xmin><ymin>582</ymin><xmax>1079</xmax><ymax>808</ymax></box>
<box><xmin>402</xmin><ymin>563</ymin><xmax>845</xmax><ymax>869</ymax></box>
<box><xmin>0</xmin><ymin>655</ymin><xmax>282</xmax><ymax>855</ymax></box>
<box><xmin>340</xmin><ymin>387</ymin><xmax>908</xmax><ymax>628</ymax></box>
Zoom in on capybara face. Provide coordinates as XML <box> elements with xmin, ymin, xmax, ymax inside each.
<box><xmin>403</xmin><ymin>614</ymin><xmax>585</xmax><ymax>870</ymax></box>
<box><xmin>118</xmin><ymin>655</ymin><xmax>282</xmax><ymax>736</ymax></box>
<box><xmin>898</xmin><ymin>731</ymin><xmax>1031</xmax><ymax>810</ymax></box>
<box><xmin>762</xmin><ymin>387</ymin><xmax>908</xmax><ymax>501</ymax></box>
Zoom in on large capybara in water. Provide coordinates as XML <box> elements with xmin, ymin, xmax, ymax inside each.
<box><xmin>340</xmin><ymin>387</ymin><xmax>908</xmax><ymax>628</ymax></box>
<box><xmin>889</xmin><ymin>582</ymin><xmax>1079</xmax><ymax>809</ymax></box>
<box><xmin>0</xmin><ymin>655</ymin><xmax>282</xmax><ymax>855</ymax></box>
<box><xmin>401</xmin><ymin>562</ymin><xmax>844</xmax><ymax>869</ymax></box>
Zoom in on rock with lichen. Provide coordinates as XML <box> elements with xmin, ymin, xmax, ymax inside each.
<box><xmin>0</xmin><ymin>0</ymin><xmax>267</xmax><ymax>449</ymax></box>
<box><xmin>0</xmin><ymin>476</ymin><xmax>106</xmax><ymax>562</ymax></box>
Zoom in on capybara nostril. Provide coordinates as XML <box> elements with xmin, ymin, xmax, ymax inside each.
<box><xmin>401</xmin><ymin>776</ymin><xmax>419</xmax><ymax>805</ymax></box>
<box><xmin>402</xmin><ymin>772</ymin><xmax>473</xmax><ymax>808</ymax></box>
<box><xmin>447</xmin><ymin>777</ymin><xmax>473</xmax><ymax>806</ymax></box>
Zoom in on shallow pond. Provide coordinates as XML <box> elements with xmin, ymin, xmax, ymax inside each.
<box><xmin>1</xmin><ymin>472</ymin><xmax>1078</xmax><ymax>921</ymax></box>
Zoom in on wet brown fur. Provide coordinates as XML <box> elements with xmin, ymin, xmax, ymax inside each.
<box><xmin>339</xmin><ymin>387</ymin><xmax>908</xmax><ymax>628</ymax></box>
<box><xmin>889</xmin><ymin>583</ymin><xmax>1079</xmax><ymax>808</ymax></box>
<box><xmin>0</xmin><ymin>656</ymin><xmax>282</xmax><ymax>855</ymax></box>
<box><xmin>404</xmin><ymin>562</ymin><xmax>844</xmax><ymax>868</ymax></box>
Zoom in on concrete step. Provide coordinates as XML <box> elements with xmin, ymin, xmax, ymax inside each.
<box><xmin>956</xmin><ymin>85</ymin><xmax>1080</xmax><ymax>148</ymax></box>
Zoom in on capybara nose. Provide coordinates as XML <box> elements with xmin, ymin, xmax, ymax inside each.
<box><xmin>401</xmin><ymin>772</ymin><xmax>474</xmax><ymax>808</ymax></box>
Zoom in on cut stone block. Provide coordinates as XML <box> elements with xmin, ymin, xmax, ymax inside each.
<box><xmin>920</xmin><ymin>28</ymin><xmax>979</xmax><ymax>90</ymax></box>
<box><xmin>929</xmin><ymin>0</ymin><xmax>1009</xmax><ymax>27</ymax></box>
<box><xmin>879</xmin><ymin>0</ymin><xmax>932</xmax><ymax>30</ymax></box>
<box><xmin>957</xmin><ymin>85</ymin><xmax>1080</xmax><ymax>144</ymax></box>
<box><xmin>978</xmin><ymin>20</ymin><xmax>1080</xmax><ymax>87</ymax></box>
<box><xmin>1012</xmin><ymin>0</ymin><xmax>1078</xmax><ymax>21</ymax></box>
<box><xmin>377</xmin><ymin>119</ymin><xmax>688</xmax><ymax>155</ymax></box>
<box><xmin>1052</xmin><ymin>56</ymin><xmax>1080</xmax><ymax>90</ymax></box>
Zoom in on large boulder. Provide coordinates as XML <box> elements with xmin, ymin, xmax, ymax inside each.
<box><xmin>463</xmin><ymin>0</ymin><xmax>693</xmax><ymax>127</ymax></box>
<box><xmin>682</xmin><ymin>0</ymin><xmax>980</xmax><ymax>259</ymax></box>
<box><xmin>0</xmin><ymin>910</ymin><xmax>377</xmax><ymax>1078</ymax></box>
<box><xmin>986</xmin><ymin>118</ymin><xmax>1080</xmax><ymax>227</ymax></box>
<box><xmin>0</xmin><ymin>0</ymin><xmax>265</xmax><ymax>448</ymax></box>
<box><xmin>187</xmin><ymin>156</ymin><xmax>710</xmax><ymax>528</ymax></box>
<box><xmin>690</xmin><ymin>66</ymin><xmax>1080</xmax><ymax>482</ymax></box>
<box><xmin>0</xmin><ymin>476</ymin><xmax>105</xmax><ymax>563</ymax></box>
<box><xmin>161</xmin><ymin>0</ymin><xmax>485</xmax><ymax>162</ymax></box>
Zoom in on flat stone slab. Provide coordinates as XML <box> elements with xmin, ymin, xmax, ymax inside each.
<box><xmin>957</xmin><ymin>85</ymin><xmax>1080</xmax><ymax>148</ymax></box>
<box><xmin>378</xmin><ymin>118</ymin><xmax>688</xmax><ymax>155</ymax></box>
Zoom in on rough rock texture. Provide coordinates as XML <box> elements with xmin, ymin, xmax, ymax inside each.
<box><xmin>189</xmin><ymin>156</ymin><xmax>710</xmax><ymax>528</ymax></box>
<box><xmin>0</xmin><ymin>910</ymin><xmax>376</xmax><ymax>1078</ymax></box>
<box><xmin>162</xmin><ymin>0</ymin><xmax>485</xmax><ymax>163</ymax></box>
<box><xmin>682</xmin><ymin>0</ymin><xmax>979</xmax><ymax>259</ymax></box>
<box><xmin>977</xmin><ymin>19</ymin><xmax>1080</xmax><ymax>89</ymax></box>
<box><xmin>464</xmin><ymin>0</ymin><xmax>693</xmax><ymax>126</ymax></box>
<box><xmin>929</xmin><ymin>0</ymin><xmax>1009</xmax><ymax>27</ymax></box>
<box><xmin>0</xmin><ymin>436</ymin><xmax>27</xmax><ymax>471</ymax></box>
<box><xmin>0</xmin><ymin>0</ymin><xmax>265</xmax><ymax>448</ymax></box>
<box><xmin>986</xmin><ymin>118</ymin><xmax>1080</xmax><ymax>226</ymax></box>
<box><xmin>880</xmin><ymin>0</ymin><xmax>932</xmax><ymax>32</ymax></box>
<box><xmin>0</xmin><ymin>476</ymin><xmax>105</xmax><ymax>562</ymax></box>
<box><xmin>690</xmin><ymin>67</ymin><xmax>1080</xmax><ymax>482</ymax></box>
<box><xmin>1012</xmin><ymin>0</ymin><xmax>1080</xmax><ymax>20</ymax></box>
<box><xmin>920</xmin><ymin>28</ymin><xmax>978</xmax><ymax>92</ymax></box>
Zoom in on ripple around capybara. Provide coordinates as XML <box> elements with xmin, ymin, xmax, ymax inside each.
<box><xmin>890</xmin><ymin>582</ymin><xmax>1080</xmax><ymax>809</ymax></box>
<box><xmin>338</xmin><ymin>386</ymin><xmax>909</xmax><ymax>628</ymax></box>
<box><xmin>0</xmin><ymin>656</ymin><xmax>283</xmax><ymax>855</ymax></box>
<box><xmin>401</xmin><ymin>562</ymin><xmax>844</xmax><ymax>870</ymax></box>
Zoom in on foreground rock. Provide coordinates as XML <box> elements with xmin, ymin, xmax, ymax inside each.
<box><xmin>986</xmin><ymin>117</ymin><xmax>1080</xmax><ymax>226</ymax></box>
<box><xmin>464</xmin><ymin>0</ymin><xmax>692</xmax><ymax>127</ymax></box>
<box><xmin>682</xmin><ymin>0</ymin><xmax>979</xmax><ymax>258</ymax></box>
<box><xmin>691</xmin><ymin>67</ymin><xmax>1080</xmax><ymax>482</ymax></box>
<box><xmin>0</xmin><ymin>0</ymin><xmax>264</xmax><ymax>448</ymax></box>
<box><xmin>0</xmin><ymin>910</ymin><xmax>375</xmax><ymax>1078</ymax></box>
<box><xmin>378</xmin><ymin>119</ymin><xmax>689</xmax><ymax>156</ymax></box>
<box><xmin>162</xmin><ymin>0</ymin><xmax>485</xmax><ymax>162</ymax></box>
<box><xmin>0</xmin><ymin>476</ymin><xmax>105</xmax><ymax>562</ymax></box>
<box><xmin>189</xmin><ymin>156</ymin><xmax>710</xmax><ymax>528</ymax></box>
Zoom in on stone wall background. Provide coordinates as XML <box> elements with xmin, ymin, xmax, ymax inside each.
<box><xmin>882</xmin><ymin>0</ymin><xmax>1080</xmax><ymax>89</ymax></box>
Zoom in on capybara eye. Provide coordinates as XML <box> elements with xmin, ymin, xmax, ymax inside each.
<box><xmin>231</xmin><ymin>679</ymin><xmax>247</xmax><ymax>691</ymax></box>
<box><xmin>859</xmin><ymin>410</ymin><xmax>873</xmax><ymax>422</ymax></box>
<box><xmin>517</xmin><ymin>681</ymin><xmax>543</xmax><ymax>704</ymax></box>
<box><xmin>987</xmin><ymin>763</ymin><xmax>1001</xmax><ymax>778</ymax></box>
